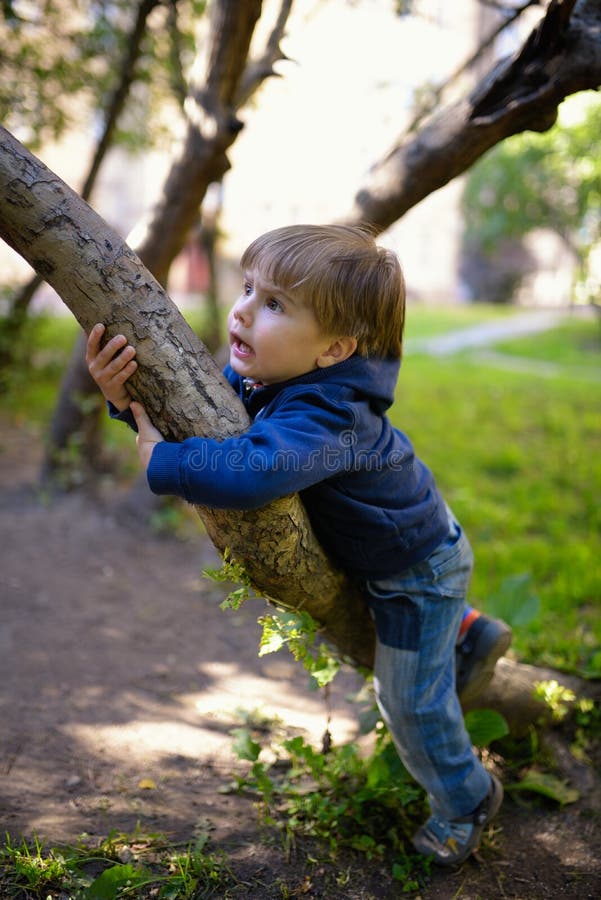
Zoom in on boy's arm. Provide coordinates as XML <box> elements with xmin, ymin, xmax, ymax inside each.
<box><xmin>144</xmin><ymin>396</ymin><xmax>359</xmax><ymax>510</ymax></box>
<box><xmin>86</xmin><ymin>329</ymin><xmax>356</xmax><ymax>510</ymax></box>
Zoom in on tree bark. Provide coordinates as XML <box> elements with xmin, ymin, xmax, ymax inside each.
<box><xmin>133</xmin><ymin>0</ymin><xmax>263</xmax><ymax>285</ymax></box>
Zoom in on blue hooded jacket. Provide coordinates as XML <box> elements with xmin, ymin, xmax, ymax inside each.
<box><xmin>139</xmin><ymin>354</ymin><xmax>449</xmax><ymax>579</ymax></box>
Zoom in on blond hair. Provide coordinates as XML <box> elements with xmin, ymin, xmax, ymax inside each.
<box><xmin>240</xmin><ymin>224</ymin><xmax>406</xmax><ymax>358</ymax></box>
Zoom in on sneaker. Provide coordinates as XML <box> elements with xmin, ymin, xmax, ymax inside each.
<box><xmin>413</xmin><ymin>773</ymin><xmax>503</xmax><ymax>866</ymax></box>
<box><xmin>456</xmin><ymin>614</ymin><xmax>512</xmax><ymax>704</ymax></box>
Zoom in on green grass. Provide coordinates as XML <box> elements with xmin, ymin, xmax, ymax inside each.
<box><xmin>0</xmin><ymin>829</ymin><xmax>234</xmax><ymax>899</ymax></box>
<box><xmin>2</xmin><ymin>314</ymin><xmax>81</xmax><ymax>423</ymax></box>
<box><xmin>391</xmin><ymin>317</ymin><xmax>601</xmax><ymax>676</ymax></box>
<box><xmin>491</xmin><ymin>313</ymin><xmax>601</xmax><ymax>369</ymax></box>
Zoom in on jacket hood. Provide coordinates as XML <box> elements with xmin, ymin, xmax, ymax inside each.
<box><xmin>309</xmin><ymin>354</ymin><xmax>400</xmax><ymax>414</ymax></box>
<box><xmin>231</xmin><ymin>354</ymin><xmax>401</xmax><ymax>416</ymax></box>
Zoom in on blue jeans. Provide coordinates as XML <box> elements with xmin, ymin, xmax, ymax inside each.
<box><xmin>363</xmin><ymin>510</ymin><xmax>491</xmax><ymax>820</ymax></box>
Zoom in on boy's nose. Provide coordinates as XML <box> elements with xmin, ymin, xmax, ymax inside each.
<box><xmin>233</xmin><ymin>295</ymin><xmax>253</xmax><ymax>325</ymax></box>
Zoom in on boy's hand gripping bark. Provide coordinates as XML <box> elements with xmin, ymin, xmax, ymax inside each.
<box><xmin>85</xmin><ymin>322</ymin><xmax>138</xmax><ymax>412</ymax></box>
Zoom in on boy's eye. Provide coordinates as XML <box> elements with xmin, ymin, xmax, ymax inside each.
<box><xmin>243</xmin><ymin>281</ymin><xmax>252</xmax><ymax>295</ymax></box>
<box><xmin>265</xmin><ymin>297</ymin><xmax>283</xmax><ymax>312</ymax></box>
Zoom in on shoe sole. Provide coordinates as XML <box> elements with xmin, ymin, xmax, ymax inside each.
<box><xmin>457</xmin><ymin>624</ymin><xmax>512</xmax><ymax>705</ymax></box>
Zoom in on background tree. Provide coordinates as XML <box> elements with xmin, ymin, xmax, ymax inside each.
<box><xmin>6</xmin><ymin>0</ymin><xmax>293</xmax><ymax>483</ymax></box>
<box><xmin>344</xmin><ymin>0</ymin><xmax>601</xmax><ymax>229</ymax></box>
<box><xmin>461</xmin><ymin>93</ymin><xmax>601</xmax><ymax>305</ymax></box>
<box><xmin>0</xmin><ymin>0</ymin><xmax>210</xmax><ymax>475</ymax></box>
<box><xmin>1</xmin><ymin>0</ymin><xmax>163</xmax><ymax>351</ymax></box>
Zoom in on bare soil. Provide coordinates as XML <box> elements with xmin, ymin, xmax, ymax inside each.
<box><xmin>1</xmin><ymin>418</ymin><xmax>600</xmax><ymax>899</ymax></box>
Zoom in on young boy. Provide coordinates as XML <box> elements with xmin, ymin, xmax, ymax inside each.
<box><xmin>86</xmin><ymin>224</ymin><xmax>510</xmax><ymax>865</ymax></box>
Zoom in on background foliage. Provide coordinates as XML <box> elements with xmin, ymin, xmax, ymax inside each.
<box><xmin>462</xmin><ymin>93</ymin><xmax>601</xmax><ymax>304</ymax></box>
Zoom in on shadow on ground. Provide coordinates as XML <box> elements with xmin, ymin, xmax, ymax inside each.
<box><xmin>1</xmin><ymin>419</ymin><xmax>600</xmax><ymax>898</ymax></box>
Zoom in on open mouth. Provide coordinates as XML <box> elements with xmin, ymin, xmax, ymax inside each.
<box><xmin>230</xmin><ymin>334</ymin><xmax>254</xmax><ymax>358</ymax></box>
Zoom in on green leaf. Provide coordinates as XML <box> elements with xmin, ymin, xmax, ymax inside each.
<box><xmin>464</xmin><ymin>708</ymin><xmax>509</xmax><ymax>747</ymax></box>
<box><xmin>258</xmin><ymin>626</ymin><xmax>286</xmax><ymax>656</ymax></box>
<box><xmin>366</xmin><ymin>752</ymin><xmax>390</xmax><ymax>789</ymax></box>
<box><xmin>159</xmin><ymin>881</ymin><xmax>186</xmax><ymax>899</ymax></box>
<box><xmin>506</xmin><ymin>769</ymin><xmax>579</xmax><ymax>805</ymax></box>
<box><xmin>307</xmin><ymin>650</ymin><xmax>340</xmax><ymax>687</ymax></box>
<box><xmin>485</xmin><ymin>573</ymin><xmax>540</xmax><ymax>628</ymax></box>
<box><xmin>85</xmin><ymin>863</ymin><xmax>146</xmax><ymax>899</ymax></box>
<box><xmin>230</xmin><ymin>727</ymin><xmax>261</xmax><ymax>762</ymax></box>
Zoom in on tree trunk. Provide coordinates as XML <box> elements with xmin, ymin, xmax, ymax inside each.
<box><xmin>463</xmin><ymin>658</ymin><xmax>600</xmax><ymax>737</ymax></box>
<box><xmin>43</xmin><ymin>0</ymin><xmax>290</xmax><ymax>484</ymax></box>
<box><xmin>39</xmin><ymin>331</ymin><xmax>105</xmax><ymax>487</ymax></box>
<box><xmin>133</xmin><ymin>0</ymin><xmax>264</xmax><ymax>285</ymax></box>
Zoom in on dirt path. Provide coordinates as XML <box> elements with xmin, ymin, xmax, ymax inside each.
<box><xmin>404</xmin><ymin>309</ymin><xmax>572</xmax><ymax>356</ymax></box>
<box><xmin>1</xmin><ymin>419</ymin><xmax>600</xmax><ymax>898</ymax></box>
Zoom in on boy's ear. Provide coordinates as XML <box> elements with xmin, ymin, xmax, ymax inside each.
<box><xmin>316</xmin><ymin>336</ymin><xmax>358</xmax><ymax>369</ymax></box>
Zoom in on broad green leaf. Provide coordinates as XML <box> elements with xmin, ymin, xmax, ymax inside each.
<box><xmin>507</xmin><ymin>769</ymin><xmax>579</xmax><ymax>805</ymax></box>
<box><xmin>258</xmin><ymin>629</ymin><xmax>286</xmax><ymax>655</ymax></box>
<box><xmin>485</xmin><ymin>573</ymin><xmax>540</xmax><ymax>628</ymax></box>
<box><xmin>366</xmin><ymin>753</ymin><xmax>390</xmax><ymax>789</ymax></box>
<box><xmin>464</xmin><ymin>708</ymin><xmax>509</xmax><ymax>746</ymax></box>
<box><xmin>85</xmin><ymin>863</ymin><xmax>147</xmax><ymax>899</ymax></box>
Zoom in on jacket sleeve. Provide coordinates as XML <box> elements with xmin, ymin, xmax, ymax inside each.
<box><xmin>107</xmin><ymin>401</ymin><xmax>138</xmax><ymax>431</ymax></box>
<box><xmin>146</xmin><ymin>394</ymin><xmax>358</xmax><ymax>509</ymax></box>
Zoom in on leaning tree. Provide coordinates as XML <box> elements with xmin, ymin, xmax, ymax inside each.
<box><xmin>1</xmin><ymin>0</ymin><xmax>600</xmax><ymax>731</ymax></box>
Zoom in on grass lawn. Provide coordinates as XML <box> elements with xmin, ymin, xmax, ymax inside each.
<box><xmin>393</xmin><ymin>310</ymin><xmax>600</xmax><ymax>676</ymax></box>
<box><xmin>2</xmin><ymin>305</ymin><xmax>600</xmax><ymax>677</ymax></box>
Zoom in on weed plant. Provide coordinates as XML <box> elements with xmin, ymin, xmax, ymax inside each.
<box><xmin>0</xmin><ymin>828</ymin><xmax>233</xmax><ymax>899</ymax></box>
<box><xmin>226</xmin><ymin>722</ymin><xmax>431</xmax><ymax>888</ymax></box>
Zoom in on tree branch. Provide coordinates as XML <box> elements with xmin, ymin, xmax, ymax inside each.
<box><xmin>406</xmin><ymin>0</ymin><xmax>543</xmax><ymax>135</ymax></box>
<box><xmin>133</xmin><ymin>0</ymin><xmax>262</xmax><ymax>284</ymax></box>
<box><xmin>346</xmin><ymin>0</ymin><xmax>601</xmax><ymax>232</ymax></box>
<box><xmin>0</xmin><ymin>124</ymin><xmax>375</xmax><ymax>668</ymax></box>
<box><xmin>236</xmin><ymin>0</ymin><xmax>294</xmax><ymax>106</ymax></box>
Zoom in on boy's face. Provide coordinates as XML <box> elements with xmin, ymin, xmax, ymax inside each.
<box><xmin>227</xmin><ymin>268</ymin><xmax>339</xmax><ymax>384</ymax></box>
